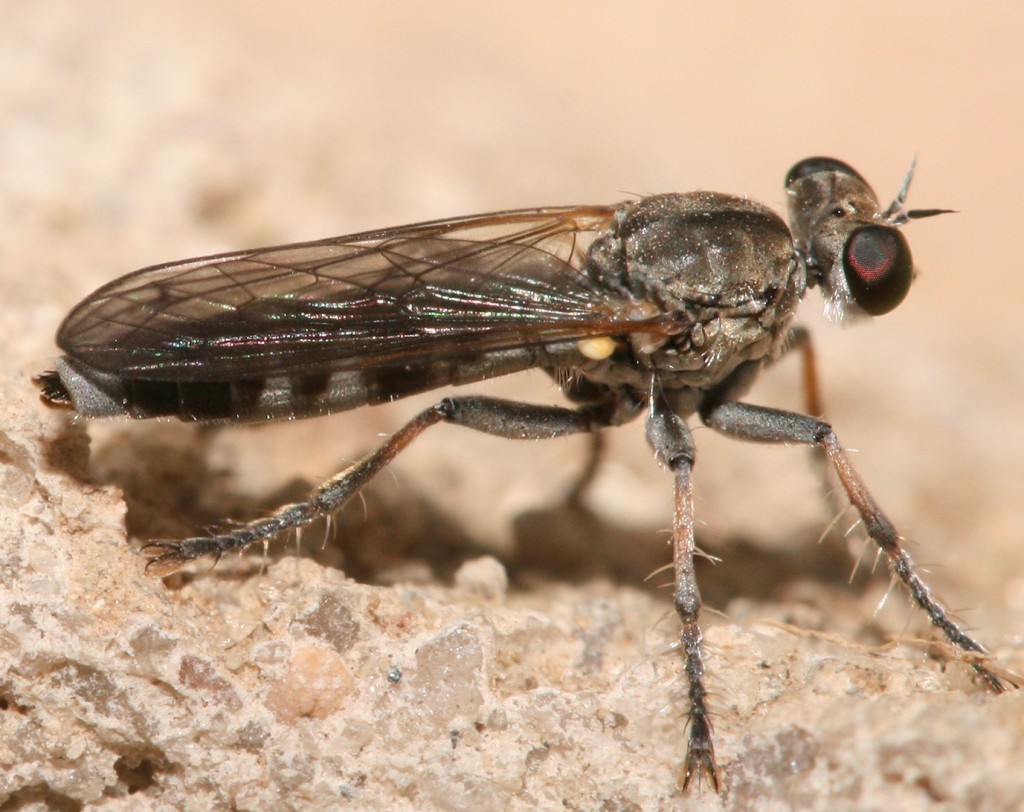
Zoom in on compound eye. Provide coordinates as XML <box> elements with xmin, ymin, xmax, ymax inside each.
<box><xmin>842</xmin><ymin>225</ymin><xmax>913</xmax><ymax>315</ymax></box>
<box><xmin>786</xmin><ymin>157</ymin><xmax>864</xmax><ymax>188</ymax></box>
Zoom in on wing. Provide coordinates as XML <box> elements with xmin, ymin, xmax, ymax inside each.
<box><xmin>56</xmin><ymin>205</ymin><xmax>676</xmax><ymax>382</ymax></box>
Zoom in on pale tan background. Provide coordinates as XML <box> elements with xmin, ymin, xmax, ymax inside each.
<box><xmin>2</xmin><ymin>3</ymin><xmax>1023</xmax><ymax>810</ymax></box>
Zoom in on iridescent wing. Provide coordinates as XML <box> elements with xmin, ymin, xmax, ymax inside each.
<box><xmin>56</xmin><ymin>205</ymin><xmax>675</xmax><ymax>382</ymax></box>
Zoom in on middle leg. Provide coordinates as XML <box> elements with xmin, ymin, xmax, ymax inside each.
<box><xmin>645</xmin><ymin>387</ymin><xmax>719</xmax><ymax>791</ymax></box>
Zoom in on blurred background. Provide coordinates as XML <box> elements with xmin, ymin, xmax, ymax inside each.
<box><xmin>5</xmin><ymin>2</ymin><xmax>1023</xmax><ymax>634</ymax></box>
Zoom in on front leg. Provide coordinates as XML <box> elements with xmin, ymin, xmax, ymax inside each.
<box><xmin>645</xmin><ymin>388</ymin><xmax>718</xmax><ymax>791</ymax></box>
<box><xmin>700</xmin><ymin>399</ymin><xmax>1010</xmax><ymax>693</ymax></box>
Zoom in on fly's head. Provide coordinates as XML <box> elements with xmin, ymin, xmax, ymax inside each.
<box><xmin>785</xmin><ymin>157</ymin><xmax>952</xmax><ymax>322</ymax></box>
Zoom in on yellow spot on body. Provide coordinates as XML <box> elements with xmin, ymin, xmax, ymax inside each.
<box><xmin>576</xmin><ymin>336</ymin><xmax>617</xmax><ymax>360</ymax></box>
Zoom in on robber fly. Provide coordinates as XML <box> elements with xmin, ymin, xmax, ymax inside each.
<box><xmin>36</xmin><ymin>158</ymin><xmax>1010</xmax><ymax>792</ymax></box>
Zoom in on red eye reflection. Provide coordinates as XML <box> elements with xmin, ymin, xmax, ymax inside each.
<box><xmin>842</xmin><ymin>225</ymin><xmax>913</xmax><ymax>315</ymax></box>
